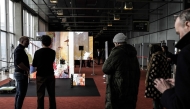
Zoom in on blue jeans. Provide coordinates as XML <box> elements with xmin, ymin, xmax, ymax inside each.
<box><xmin>14</xmin><ymin>72</ymin><xmax>28</xmax><ymax>109</ymax></box>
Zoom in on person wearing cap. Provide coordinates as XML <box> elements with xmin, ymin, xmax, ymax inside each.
<box><xmin>102</xmin><ymin>33</ymin><xmax>140</xmax><ymax>109</ymax></box>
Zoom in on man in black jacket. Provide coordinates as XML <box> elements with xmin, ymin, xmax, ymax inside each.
<box><xmin>154</xmin><ymin>8</ymin><xmax>190</xmax><ymax>109</ymax></box>
<box><xmin>32</xmin><ymin>35</ymin><xmax>56</xmax><ymax>109</ymax></box>
<box><xmin>14</xmin><ymin>36</ymin><xmax>30</xmax><ymax>109</ymax></box>
<box><xmin>102</xmin><ymin>33</ymin><xmax>140</xmax><ymax>109</ymax></box>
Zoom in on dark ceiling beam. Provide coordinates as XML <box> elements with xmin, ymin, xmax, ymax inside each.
<box><xmin>52</xmin><ymin>8</ymin><xmax>162</xmax><ymax>10</ymax></box>
<box><xmin>67</xmin><ymin>25</ymin><xmax>129</xmax><ymax>27</ymax></box>
<box><xmin>69</xmin><ymin>29</ymin><xmax>128</xmax><ymax>30</ymax></box>
<box><xmin>57</xmin><ymin>16</ymin><xmax>108</xmax><ymax>18</ymax></box>
<box><xmin>109</xmin><ymin>12</ymin><xmax>162</xmax><ymax>15</ymax></box>
<box><xmin>61</xmin><ymin>22</ymin><xmax>126</xmax><ymax>23</ymax></box>
<box><xmin>116</xmin><ymin>0</ymin><xmax>182</xmax><ymax>3</ymax></box>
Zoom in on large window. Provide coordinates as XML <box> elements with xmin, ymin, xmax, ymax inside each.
<box><xmin>0</xmin><ymin>0</ymin><xmax>6</xmax><ymax>30</ymax></box>
<box><xmin>1</xmin><ymin>32</ymin><xmax>7</xmax><ymax>67</ymax></box>
<box><xmin>0</xmin><ymin>0</ymin><xmax>15</xmax><ymax>69</ymax></box>
<box><xmin>9</xmin><ymin>0</ymin><xmax>14</xmax><ymax>32</ymax></box>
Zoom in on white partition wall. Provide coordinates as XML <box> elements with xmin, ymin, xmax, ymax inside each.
<box><xmin>69</xmin><ymin>32</ymin><xmax>74</xmax><ymax>77</ymax></box>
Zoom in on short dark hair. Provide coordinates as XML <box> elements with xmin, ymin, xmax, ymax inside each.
<box><xmin>162</xmin><ymin>45</ymin><xmax>168</xmax><ymax>52</ymax></box>
<box><xmin>151</xmin><ymin>44</ymin><xmax>162</xmax><ymax>54</ymax></box>
<box><xmin>19</xmin><ymin>36</ymin><xmax>28</xmax><ymax>43</ymax></box>
<box><xmin>41</xmin><ymin>35</ymin><xmax>51</xmax><ymax>46</ymax></box>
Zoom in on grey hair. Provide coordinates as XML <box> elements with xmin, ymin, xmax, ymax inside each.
<box><xmin>177</xmin><ymin>8</ymin><xmax>190</xmax><ymax>26</ymax></box>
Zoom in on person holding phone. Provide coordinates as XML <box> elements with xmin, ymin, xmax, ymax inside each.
<box><xmin>145</xmin><ymin>44</ymin><xmax>171</xmax><ymax>109</ymax></box>
<box><xmin>154</xmin><ymin>8</ymin><xmax>190</xmax><ymax>109</ymax></box>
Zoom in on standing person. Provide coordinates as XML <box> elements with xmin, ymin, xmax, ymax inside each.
<box><xmin>96</xmin><ymin>49</ymin><xmax>101</xmax><ymax>65</ymax></box>
<box><xmin>154</xmin><ymin>9</ymin><xmax>190</xmax><ymax>109</ymax></box>
<box><xmin>145</xmin><ymin>44</ymin><xmax>171</xmax><ymax>109</ymax></box>
<box><xmin>101</xmin><ymin>48</ymin><xmax>105</xmax><ymax>64</ymax></box>
<box><xmin>162</xmin><ymin>45</ymin><xmax>175</xmax><ymax>64</ymax></box>
<box><xmin>14</xmin><ymin>36</ymin><xmax>30</xmax><ymax>109</ymax></box>
<box><xmin>102</xmin><ymin>33</ymin><xmax>140</xmax><ymax>109</ymax></box>
<box><xmin>32</xmin><ymin>35</ymin><xmax>56</xmax><ymax>109</ymax></box>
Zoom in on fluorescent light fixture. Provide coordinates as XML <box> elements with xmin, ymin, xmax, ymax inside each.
<box><xmin>57</xmin><ymin>10</ymin><xmax>63</xmax><ymax>15</ymax></box>
<box><xmin>114</xmin><ymin>14</ymin><xmax>120</xmax><ymax>20</ymax></box>
<box><xmin>124</xmin><ymin>2</ymin><xmax>133</xmax><ymax>10</ymax></box>
<box><xmin>66</xmin><ymin>27</ymin><xmax>71</xmax><ymax>30</ymax></box>
<box><xmin>50</xmin><ymin>0</ymin><xmax>58</xmax><ymax>3</ymax></box>
<box><xmin>107</xmin><ymin>22</ymin><xmax>112</xmax><ymax>26</ymax></box>
<box><xmin>103</xmin><ymin>27</ymin><xmax>107</xmax><ymax>30</ymax></box>
<box><xmin>62</xmin><ymin>18</ymin><xmax>67</xmax><ymax>22</ymax></box>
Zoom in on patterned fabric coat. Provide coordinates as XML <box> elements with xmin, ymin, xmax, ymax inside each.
<box><xmin>145</xmin><ymin>51</ymin><xmax>171</xmax><ymax>99</ymax></box>
<box><xmin>102</xmin><ymin>44</ymin><xmax>140</xmax><ymax>109</ymax></box>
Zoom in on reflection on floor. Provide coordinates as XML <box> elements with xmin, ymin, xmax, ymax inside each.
<box><xmin>0</xmin><ymin>68</ymin><xmax>14</xmax><ymax>81</ymax></box>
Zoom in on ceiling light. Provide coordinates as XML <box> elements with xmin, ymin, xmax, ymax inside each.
<box><xmin>114</xmin><ymin>14</ymin><xmax>120</xmax><ymax>20</ymax></box>
<box><xmin>57</xmin><ymin>10</ymin><xmax>63</xmax><ymax>15</ymax></box>
<box><xmin>103</xmin><ymin>27</ymin><xmax>107</xmax><ymax>30</ymax></box>
<box><xmin>62</xmin><ymin>18</ymin><xmax>67</xmax><ymax>22</ymax></box>
<box><xmin>107</xmin><ymin>22</ymin><xmax>112</xmax><ymax>26</ymax></box>
<box><xmin>124</xmin><ymin>2</ymin><xmax>133</xmax><ymax>10</ymax></box>
<box><xmin>66</xmin><ymin>27</ymin><xmax>71</xmax><ymax>30</ymax></box>
<box><xmin>50</xmin><ymin>0</ymin><xmax>58</xmax><ymax>3</ymax></box>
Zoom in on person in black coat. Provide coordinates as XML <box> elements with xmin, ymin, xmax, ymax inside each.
<box><xmin>102</xmin><ymin>33</ymin><xmax>140</xmax><ymax>109</ymax></box>
<box><xmin>96</xmin><ymin>49</ymin><xmax>101</xmax><ymax>65</ymax></box>
<box><xmin>154</xmin><ymin>8</ymin><xmax>190</xmax><ymax>109</ymax></box>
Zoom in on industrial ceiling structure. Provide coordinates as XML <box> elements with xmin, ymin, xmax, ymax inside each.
<box><xmin>23</xmin><ymin>0</ymin><xmax>182</xmax><ymax>41</ymax></box>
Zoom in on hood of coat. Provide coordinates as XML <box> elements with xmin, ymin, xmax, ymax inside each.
<box><xmin>113</xmin><ymin>44</ymin><xmax>137</xmax><ymax>57</ymax></box>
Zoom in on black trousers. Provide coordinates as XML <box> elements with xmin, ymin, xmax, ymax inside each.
<box><xmin>36</xmin><ymin>75</ymin><xmax>56</xmax><ymax>109</ymax></box>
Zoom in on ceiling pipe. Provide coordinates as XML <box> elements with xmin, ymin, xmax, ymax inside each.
<box><xmin>61</xmin><ymin>22</ymin><xmax>127</xmax><ymax>23</ymax></box>
<box><xmin>67</xmin><ymin>25</ymin><xmax>129</xmax><ymax>27</ymax></box>
<box><xmin>109</xmin><ymin>12</ymin><xmax>162</xmax><ymax>15</ymax></box>
<box><xmin>116</xmin><ymin>0</ymin><xmax>182</xmax><ymax>3</ymax></box>
<box><xmin>57</xmin><ymin>16</ymin><xmax>108</xmax><ymax>18</ymax></box>
<box><xmin>52</xmin><ymin>8</ymin><xmax>162</xmax><ymax>11</ymax></box>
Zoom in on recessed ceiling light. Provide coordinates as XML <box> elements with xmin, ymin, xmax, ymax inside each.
<box><xmin>50</xmin><ymin>0</ymin><xmax>57</xmax><ymax>3</ymax></box>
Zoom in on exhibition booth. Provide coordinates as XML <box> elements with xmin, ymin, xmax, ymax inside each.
<box><xmin>29</xmin><ymin>32</ymin><xmax>93</xmax><ymax>86</ymax></box>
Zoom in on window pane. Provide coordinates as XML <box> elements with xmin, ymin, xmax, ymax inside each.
<box><xmin>1</xmin><ymin>32</ymin><xmax>7</xmax><ymax>67</ymax></box>
<box><xmin>9</xmin><ymin>0</ymin><xmax>14</xmax><ymax>32</ymax></box>
<box><xmin>9</xmin><ymin>34</ymin><xmax>14</xmax><ymax>66</ymax></box>
<box><xmin>26</xmin><ymin>12</ymin><xmax>29</xmax><ymax>36</ymax></box>
<box><xmin>0</xmin><ymin>0</ymin><xmax>6</xmax><ymax>30</ymax></box>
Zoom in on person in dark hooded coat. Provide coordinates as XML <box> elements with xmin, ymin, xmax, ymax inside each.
<box><xmin>102</xmin><ymin>33</ymin><xmax>141</xmax><ymax>109</ymax></box>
